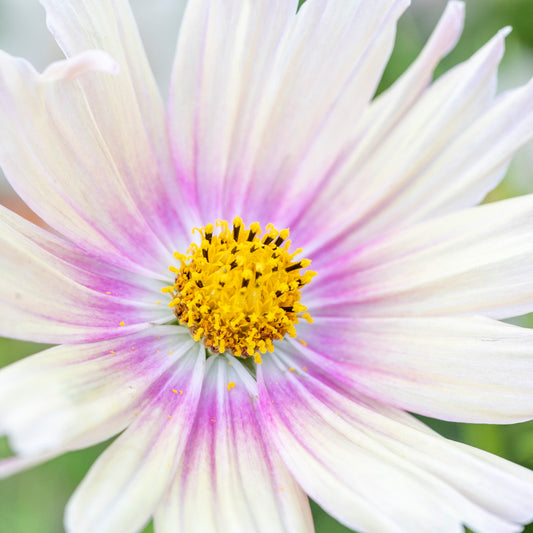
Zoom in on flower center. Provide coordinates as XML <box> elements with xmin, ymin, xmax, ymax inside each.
<box><xmin>163</xmin><ymin>218</ymin><xmax>315</xmax><ymax>363</ymax></box>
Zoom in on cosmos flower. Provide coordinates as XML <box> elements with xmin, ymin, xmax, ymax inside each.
<box><xmin>1</xmin><ymin>0</ymin><xmax>533</xmax><ymax>532</ymax></box>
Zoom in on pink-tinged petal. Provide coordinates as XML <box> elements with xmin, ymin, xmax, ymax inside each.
<box><xmin>64</xmin><ymin>343</ymin><xmax>205</xmax><ymax>533</ymax></box>
<box><xmin>352</xmin><ymin>0</ymin><xmax>465</xmax><ymax>167</ymax></box>
<box><xmin>168</xmin><ymin>0</ymin><xmax>407</xmax><ymax>224</ymax></box>
<box><xmin>0</xmin><ymin>326</ymin><xmax>190</xmax><ymax>458</ymax></box>
<box><xmin>40</xmin><ymin>0</ymin><xmax>198</xmax><ymax>242</ymax></box>
<box><xmin>294</xmin><ymin>23</ymin><xmax>533</xmax><ymax>261</ymax></box>
<box><xmin>280</xmin><ymin>0</ymin><xmax>465</xmax><ymax>244</ymax></box>
<box><xmin>307</xmin><ymin>194</ymin><xmax>533</xmax><ymax>320</ymax></box>
<box><xmin>304</xmin><ymin>19</ymin><xmax>504</xmax><ymax>242</ymax></box>
<box><xmin>0</xmin><ymin>206</ymin><xmax>169</xmax><ymax>344</ymax></box>
<box><xmin>154</xmin><ymin>355</ymin><xmax>312</xmax><ymax>533</ymax></box>
<box><xmin>258</xmin><ymin>354</ymin><xmax>533</xmax><ymax>533</ymax></box>
<box><xmin>0</xmin><ymin>303</ymin><xmax>146</xmax><ymax>345</ymax></box>
<box><xmin>382</xmin><ymin>77</ymin><xmax>533</xmax><ymax>226</ymax></box>
<box><xmin>0</xmin><ymin>205</ymin><xmax>166</xmax><ymax>293</ymax></box>
<box><xmin>289</xmin><ymin>315</ymin><xmax>533</xmax><ymax>423</ymax></box>
<box><xmin>0</xmin><ymin>48</ymin><xmax>189</xmax><ymax>276</ymax></box>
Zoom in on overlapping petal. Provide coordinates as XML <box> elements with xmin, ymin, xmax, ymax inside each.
<box><xmin>290</xmin><ymin>315</ymin><xmax>533</xmax><ymax>423</ymax></box>
<box><xmin>0</xmin><ymin>3</ymin><xmax>196</xmax><ymax>274</ymax></box>
<box><xmin>155</xmin><ymin>355</ymin><xmax>312</xmax><ymax>533</ymax></box>
<box><xmin>258</xmin><ymin>353</ymin><xmax>533</xmax><ymax>533</ymax></box>
<box><xmin>0</xmin><ymin>206</ymin><xmax>167</xmax><ymax>343</ymax></box>
<box><xmin>168</xmin><ymin>0</ymin><xmax>408</xmax><ymax>224</ymax></box>
<box><xmin>0</xmin><ymin>51</ymin><xmax>155</xmax><ymax>274</ymax></box>
<box><xmin>0</xmin><ymin>205</ymin><xmax>164</xmax><ymax>293</ymax></box>
<box><xmin>0</xmin><ymin>326</ymin><xmax>189</xmax><ymax>458</ymax></box>
<box><xmin>307</xmin><ymin>194</ymin><xmax>533</xmax><ymax>320</ymax></box>
<box><xmin>64</xmin><ymin>343</ymin><xmax>205</xmax><ymax>533</ymax></box>
<box><xmin>40</xmin><ymin>0</ymin><xmax>199</xmax><ymax>241</ymax></box>
<box><xmin>293</xmin><ymin>22</ymin><xmax>533</xmax><ymax>261</ymax></box>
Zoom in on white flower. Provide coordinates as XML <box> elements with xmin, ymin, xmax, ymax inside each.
<box><xmin>1</xmin><ymin>1</ymin><xmax>533</xmax><ymax>532</ymax></box>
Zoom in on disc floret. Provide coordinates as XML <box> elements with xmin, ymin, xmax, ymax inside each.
<box><xmin>163</xmin><ymin>218</ymin><xmax>315</xmax><ymax>363</ymax></box>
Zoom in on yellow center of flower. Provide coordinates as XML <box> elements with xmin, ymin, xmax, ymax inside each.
<box><xmin>162</xmin><ymin>218</ymin><xmax>315</xmax><ymax>363</ymax></box>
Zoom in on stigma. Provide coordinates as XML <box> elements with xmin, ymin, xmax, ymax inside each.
<box><xmin>162</xmin><ymin>218</ymin><xmax>315</xmax><ymax>363</ymax></box>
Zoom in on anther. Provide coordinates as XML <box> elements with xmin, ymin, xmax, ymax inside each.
<box><xmin>274</xmin><ymin>229</ymin><xmax>290</xmax><ymax>247</ymax></box>
<box><xmin>233</xmin><ymin>216</ymin><xmax>243</xmax><ymax>241</ymax></box>
<box><xmin>285</xmin><ymin>262</ymin><xmax>302</xmax><ymax>272</ymax></box>
<box><xmin>204</xmin><ymin>223</ymin><xmax>214</xmax><ymax>243</ymax></box>
<box><xmin>247</xmin><ymin>222</ymin><xmax>261</xmax><ymax>242</ymax></box>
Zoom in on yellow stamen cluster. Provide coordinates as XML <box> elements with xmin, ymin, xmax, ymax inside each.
<box><xmin>163</xmin><ymin>218</ymin><xmax>315</xmax><ymax>363</ymax></box>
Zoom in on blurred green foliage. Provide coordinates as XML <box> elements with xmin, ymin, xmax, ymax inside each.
<box><xmin>1</xmin><ymin>1</ymin><xmax>533</xmax><ymax>532</ymax></box>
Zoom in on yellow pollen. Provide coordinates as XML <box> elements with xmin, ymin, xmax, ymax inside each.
<box><xmin>227</xmin><ymin>381</ymin><xmax>236</xmax><ymax>391</ymax></box>
<box><xmin>163</xmin><ymin>219</ymin><xmax>315</xmax><ymax>361</ymax></box>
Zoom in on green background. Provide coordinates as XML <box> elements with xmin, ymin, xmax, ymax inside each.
<box><xmin>1</xmin><ymin>1</ymin><xmax>533</xmax><ymax>532</ymax></box>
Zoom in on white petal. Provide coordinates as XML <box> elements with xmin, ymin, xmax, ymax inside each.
<box><xmin>0</xmin><ymin>206</ymin><xmax>168</xmax><ymax>343</ymax></box>
<box><xmin>40</xmin><ymin>0</ymin><xmax>197</xmax><ymax>244</ymax></box>
<box><xmin>64</xmin><ymin>344</ymin><xmax>205</xmax><ymax>533</ymax></box>
<box><xmin>258</xmin><ymin>353</ymin><xmax>533</xmax><ymax>533</ymax></box>
<box><xmin>280</xmin><ymin>0</ymin><xmax>466</xmax><ymax>243</ymax></box>
<box><xmin>308</xmin><ymin>194</ymin><xmax>533</xmax><ymax>319</ymax></box>
<box><xmin>155</xmin><ymin>355</ymin><xmax>312</xmax><ymax>533</ymax></box>
<box><xmin>386</xmin><ymin>77</ymin><xmax>533</xmax><ymax>225</ymax></box>
<box><xmin>40</xmin><ymin>0</ymin><xmax>159</xmax><ymax>113</ymax></box>
<box><xmin>295</xmin><ymin>23</ymin><xmax>532</xmax><ymax>261</ymax></box>
<box><xmin>292</xmin><ymin>315</ymin><xmax>533</xmax><ymax>423</ymax></box>
<box><xmin>358</xmin><ymin>0</ymin><xmax>465</xmax><ymax>147</ymax></box>
<box><xmin>168</xmin><ymin>0</ymin><xmax>407</xmax><ymax>223</ymax></box>
<box><xmin>0</xmin><ymin>326</ymin><xmax>189</xmax><ymax>457</ymax></box>
<box><xmin>0</xmin><ymin>47</ymin><xmax>189</xmax><ymax>276</ymax></box>
<box><xmin>0</xmin><ymin>204</ymin><xmax>163</xmax><ymax>291</ymax></box>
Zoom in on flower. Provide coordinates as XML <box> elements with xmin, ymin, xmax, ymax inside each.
<box><xmin>1</xmin><ymin>0</ymin><xmax>533</xmax><ymax>531</ymax></box>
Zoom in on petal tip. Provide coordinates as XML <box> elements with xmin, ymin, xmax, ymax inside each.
<box><xmin>42</xmin><ymin>50</ymin><xmax>119</xmax><ymax>82</ymax></box>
